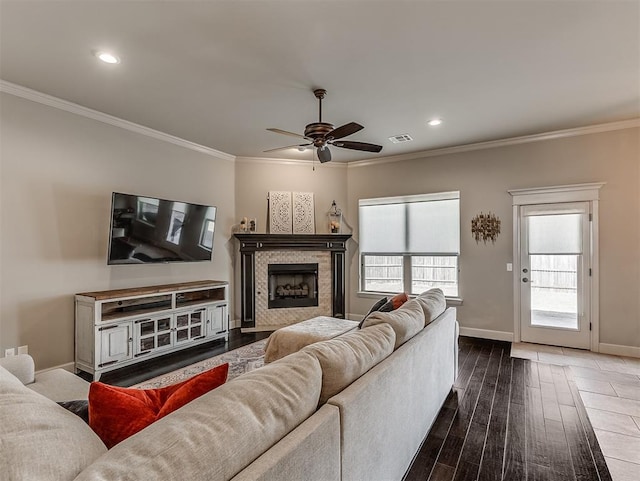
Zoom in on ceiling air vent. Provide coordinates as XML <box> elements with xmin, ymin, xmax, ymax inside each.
<box><xmin>388</xmin><ymin>134</ymin><xmax>413</xmax><ymax>144</ymax></box>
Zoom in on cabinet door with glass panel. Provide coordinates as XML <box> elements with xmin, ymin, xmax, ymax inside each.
<box><xmin>174</xmin><ymin>307</ymin><xmax>206</xmax><ymax>345</ymax></box>
<box><xmin>133</xmin><ymin>314</ymin><xmax>173</xmax><ymax>357</ymax></box>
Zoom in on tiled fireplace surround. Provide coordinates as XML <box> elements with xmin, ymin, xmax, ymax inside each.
<box><xmin>235</xmin><ymin>234</ymin><xmax>351</xmax><ymax>331</ymax></box>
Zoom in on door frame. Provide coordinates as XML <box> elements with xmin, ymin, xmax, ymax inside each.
<box><xmin>508</xmin><ymin>183</ymin><xmax>604</xmax><ymax>351</ymax></box>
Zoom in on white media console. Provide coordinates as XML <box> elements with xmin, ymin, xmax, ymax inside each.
<box><xmin>75</xmin><ymin>280</ymin><xmax>228</xmax><ymax>380</ymax></box>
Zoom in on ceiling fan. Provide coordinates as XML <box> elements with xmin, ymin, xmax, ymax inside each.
<box><xmin>265</xmin><ymin>88</ymin><xmax>383</xmax><ymax>163</ymax></box>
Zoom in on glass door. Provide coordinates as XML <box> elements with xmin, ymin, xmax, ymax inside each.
<box><xmin>519</xmin><ymin>202</ymin><xmax>591</xmax><ymax>349</ymax></box>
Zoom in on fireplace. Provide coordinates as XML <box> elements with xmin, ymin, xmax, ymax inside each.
<box><xmin>268</xmin><ymin>263</ymin><xmax>318</xmax><ymax>309</ymax></box>
<box><xmin>235</xmin><ymin>233</ymin><xmax>351</xmax><ymax>331</ymax></box>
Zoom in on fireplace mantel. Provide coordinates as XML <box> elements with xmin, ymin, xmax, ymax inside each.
<box><xmin>234</xmin><ymin>234</ymin><xmax>352</xmax><ymax>330</ymax></box>
<box><xmin>234</xmin><ymin>233</ymin><xmax>352</xmax><ymax>251</ymax></box>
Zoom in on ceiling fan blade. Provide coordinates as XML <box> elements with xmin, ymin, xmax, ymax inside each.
<box><xmin>263</xmin><ymin>143</ymin><xmax>311</xmax><ymax>153</ymax></box>
<box><xmin>267</xmin><ymin>128</ymin><xmax>307</xmax><ymax>139</ymax></box>
<box><xmin>326</xmin><ymin>122</ymin><xmax>364</xmax><ymax>140</ymax></box>
<box><xmin>333</xmin><ymin>140</ymin><xmax>383</xmax><ymax>153</ymax></box>
<box><xmin>317</xmin><ymin>146</ymin><xmax>332</xmax><ymax>163</ymax></box>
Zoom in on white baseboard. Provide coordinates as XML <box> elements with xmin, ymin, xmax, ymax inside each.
<box><xmin>599</xmin><ymin>343</ymin><xmax>640</xmax><ymax>359</ymax></box>
<box><xmin>35</xmin><ymin>361</ymin><xmax>75</xmax><ymax>375</ymax></box>
<box><xmin>230</xmin><ymin>319</ymin><xmax>242</xmax><ymax>330</ymax></box>
<box><xmin>459</xmin><ymin>327</ymin><xmax>514</xmax><ymax>342</ymax></box>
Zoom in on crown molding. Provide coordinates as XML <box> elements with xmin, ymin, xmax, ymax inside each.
<box><xmin>348</xmin><ymin>118</ymin><xmax>640</xmax><ymax>168</ymax></box>
<box><xmin>0</xmin><ymin>80</ymin><xmax>236</xmax><ymax>162</ymax></box>
<box><xmin>3</xmin><ymin>79</ymin><xmax>636</xmax><ymax>168</ymax></box>
<box><xmin>235</xmin><ymin>156</ymin><xmax>348</xmax><ymax>168</ymax></box>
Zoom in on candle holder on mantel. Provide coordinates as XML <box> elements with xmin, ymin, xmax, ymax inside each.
<box><xmin>328</xmin><ymin>200</ymin><xmax>342</xmax><ymax>234</ymax></box>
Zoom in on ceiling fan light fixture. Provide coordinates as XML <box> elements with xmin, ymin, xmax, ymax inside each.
<box><xmin>95</xmin><ymin>51</ymin><xmax>120</xmax><ymax>64</ymax></box>
<box><xmin>266</xmin><ymin>88</ymin><xmax>383</xmax><ymax>163</ymax></box>
<box><xmin>428</xmin><ymin>118</ymin><xmax>443</xmax><ymax>127</ymax></box>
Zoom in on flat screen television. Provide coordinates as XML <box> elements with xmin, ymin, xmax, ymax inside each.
<box><xmin>107</xmin><ymin>192</ymin><xmax>217</xmax><ymax>265</ymax></box>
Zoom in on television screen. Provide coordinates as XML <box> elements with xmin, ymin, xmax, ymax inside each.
<box><xmin>107</xmin><ymin>192</ymin><xmax>217</xmax><ymax>265</ymax></box>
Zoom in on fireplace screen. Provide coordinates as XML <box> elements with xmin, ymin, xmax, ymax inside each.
<box><xmin>268</xmin><ymin>263</ymin><xmax>319</xmax><ymax>309</ymax></box>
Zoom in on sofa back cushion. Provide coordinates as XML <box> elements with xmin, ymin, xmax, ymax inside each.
<box><xmin>416</xmin><ymin>288</ymin><xmax>447</xmax><ymax>325</ymax></box>
<box><xmin>0</xmin><ymin>366</ymin><xmax>107</xmax><ymax>481</ymax></box>
<box><xmin>73</xmin><ymin>350</ymin><xmax>323</xmax><ymax>481</ymax></box>
<box><xmin>361</xmin><ymin>298</ymin><xmax>425</xmax><ymax>349</ymax></box>
<box><xmin>302</xmin><ymin>323</ymin><xmax>396</xmax><ymax>405</ymax></box>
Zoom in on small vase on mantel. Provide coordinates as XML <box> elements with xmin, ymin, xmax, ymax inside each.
<box><xmin>328</xmin><ymin>200</ymin><xmax>342</xmax><ymax>234</ymax></box>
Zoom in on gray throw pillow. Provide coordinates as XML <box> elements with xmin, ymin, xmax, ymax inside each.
<box><xmin>358</xmin><ymin>296</ymin><xmax>388</xmax><ymax>329</ymax></box>
<box><xmin>57</xmin><ymin>400</ymin><xmax>89</xmax><ymax>424</ymax></box>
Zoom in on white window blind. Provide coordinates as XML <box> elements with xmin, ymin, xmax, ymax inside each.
<box><xmin>359</xmin><ymin>192</ymin><xmax>460</xmax><ymax>254</ymax></box>
<box><xmin>528</xmin><ymin>214</ymin><xmax>582</xmax><ymax>254</ymax></box>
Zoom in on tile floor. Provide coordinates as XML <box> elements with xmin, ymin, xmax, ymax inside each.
<box><xmin>511</xmin><ymin>342</ymin><xmax>640</xmax><ymax>481</ymax></box>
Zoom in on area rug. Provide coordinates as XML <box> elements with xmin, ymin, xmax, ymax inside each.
<box><xmin>131</xmin><ymin>339</ymin><xmax>268</xmax><ymax>389</ymax></box>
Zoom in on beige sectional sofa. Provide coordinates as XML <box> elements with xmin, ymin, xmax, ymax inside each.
<box><xmin>0</xmin><ymin>290</ymin><xmax>458</xmax><ymax>481</ymax></box>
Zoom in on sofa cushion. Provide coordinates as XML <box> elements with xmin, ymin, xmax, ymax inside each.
<box><xmin>416</xmin><ymin>288</ymin><xmax>447</xmax><ymax>325</ymax></box>
<box><xmin>0</xmin><ymin>366</ymin><xmax>107</xmax><ymax>481</ymax></box>
<box><xmin>73</xmin><ymin>350</ymin><xmax>323</xmax><ymax>481</ymax></box>
<box><xmin>302</xmin><ymin>323</ymin><xmax>396</xmax><ymax>405</ymax></box>
<box><xmin>89</xmin><ymin>363</ymin><xmax>229</xmax><ymax>448</ymax></box>
<box><xmin>28</xmin><ymin>368</ymin><xmax>91</xmax><ymax>402</ymax></box>
<box><xmin>361</xmin><ymin>298</ymin><xmax>425</xmax><ymax>349</ymax></box>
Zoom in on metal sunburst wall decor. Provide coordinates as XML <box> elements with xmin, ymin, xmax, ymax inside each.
<box><xmin>471</xmin><ymin>212</ymin><xmax>501</xmax><ymax>244</ymax></box>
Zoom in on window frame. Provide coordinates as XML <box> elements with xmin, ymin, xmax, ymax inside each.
<box><xmin>358</xmin><ymin>191</ymin><xmax>461</xmax><ymax>300</ymax></box>
<box><xmin>136</xmin><ymin>197</ymin><xmax>160</xmax><ymax>226</ymax></box>
<box><xmin>360</xmin><ymin>253</ymin><xmax>460</xmax><ymax>298</ymax></box>
<box><xmin>199</xmin><ymin>218</ymin><xmax>215</xmax><ymax>250</ymax></box>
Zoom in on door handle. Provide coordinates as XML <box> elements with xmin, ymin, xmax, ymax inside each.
<box><xmin>522</xmin><ymin>268</ymin><xmax>528</xmax><ymax>273</ymax></box>
<box><xmin>522</xmin><ymin>278</ymin><xmax>529</xmax><ymax>283</ymax></box>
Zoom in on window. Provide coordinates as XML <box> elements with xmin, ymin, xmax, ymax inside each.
<box><xmin>199</xmin><ymin>208</ymin><xmax>216</xmax><ymax>250</ymax></box>
<box><xmin>166</xmin><ymin>202</ymin><xmax>187</xmax><ymax>245</ymax></box>
<box><xmin>137</xmin><ymin>197</ymin><xmax>159</xmax><ymax>225</ymax></box>
<box><xmin>359</xmin><ymin>192</ymin><xmax>460</xmax><ymax>297</ymax></box>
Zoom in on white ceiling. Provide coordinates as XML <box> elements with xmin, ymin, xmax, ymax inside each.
<box><xmin>1</xmin><ymin>1</ymin><xmax>638</xmax><ymax>162</ymax></box>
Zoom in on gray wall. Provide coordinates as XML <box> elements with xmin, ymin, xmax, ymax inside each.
<box><xmin>0</xmin><ymin>93</ymin><xmax>236</xmax><ymax>369</ymax></box>
<box><xmin>1</xmin><ymin>90</ymin><xmax>638</xmax><ymax>371</ymax></box>
<box><xmin>233</xmin><ymin>158</ymin><xmax>349</xmax><ymax>319</ymax></box>
<box><xmin>347</xmin><ymin>128</ymin><xmax>640</xmax><ymax>348</ymax></box>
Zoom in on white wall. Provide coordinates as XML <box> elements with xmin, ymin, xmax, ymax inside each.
<box><xmin>0</xmin><ymin>93</ymin><xmax>236</xmax><ymax>369</ymax></box>
<box><xmin>347</xmin><ymin>127</ymin><xmax>640</xmax><ymax>349</ymax></box>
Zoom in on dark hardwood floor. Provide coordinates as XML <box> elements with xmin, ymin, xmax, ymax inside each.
<box><xmin>404</xmin><ymin>337</ymin><xmax>612</xmax><ymax>481</ymax></box>
<box><xmin>81</xmin><ymin>328</ymin><xmax>270</xmax><ymax>387</ymax></box>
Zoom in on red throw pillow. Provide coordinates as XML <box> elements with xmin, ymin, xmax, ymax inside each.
<box><xmin>89</xmin><ymin>363</ymin><xmax>229</xmax><ymax>448</ymax></box>
<box><xmin>390</xmin><ymin>292</ymin><xmax>409</xmax><ymax>309</ymax></box>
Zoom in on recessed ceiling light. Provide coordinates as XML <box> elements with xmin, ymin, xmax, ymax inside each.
<box><xmin>427</xmin><ymin>118</ymin><xmax>443</xmax><ymax>127</ymax></box>
<box><xmin>95</xmin><ymin>51</ymin><xmax>120</xmax><ymax>64</ymax></box>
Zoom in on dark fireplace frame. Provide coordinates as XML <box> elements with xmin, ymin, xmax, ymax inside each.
<box><xmin>234</xmin><ymin>233</ymin><xmax>351</xmax><ymax>330</ymax></box>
